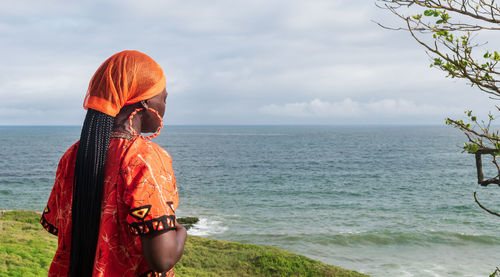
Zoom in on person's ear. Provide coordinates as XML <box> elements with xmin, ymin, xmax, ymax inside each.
<box><xmin>140</xmin><ymin>100</ymin><xmax>149</xmax><ymax>109</ymax></box>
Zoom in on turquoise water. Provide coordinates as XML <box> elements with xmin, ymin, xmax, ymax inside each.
<box><xmin>1</xmin><ymin>126</ymin><xmax>499</xmax><ymax>276</ymax></box>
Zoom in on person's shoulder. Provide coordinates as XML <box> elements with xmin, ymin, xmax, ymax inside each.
<box><xmin>148</xmin><ymin>140</ymin><xmax>172</xmax><ymax>160</ymax></box>
<box><xmin>52</xmin><ymin>141</ymin><xmax>79</xmax><ymax>180</ymax></box>
<box><xmin>59</xmin><ymin>141</ymin><xmax>79</xmax><ymax>166</ymax></box>
<box><xmin>126</xmin><ymin>137</ymin><xmax>172</xmax><ymax>163</ymax></box>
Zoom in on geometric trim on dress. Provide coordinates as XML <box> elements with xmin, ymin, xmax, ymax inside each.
<box><xmin>128</xmin><ymin>214</ymin><xmax>176</xmax><ymax>236</ymax></box>
<box><xmin>40</xmin><ymin>207</ymin><xmax>58</xmax><ymax>236</ymax></box>
<box><xmin>166</xmin><ymin>201</ymin><xmax>175</xmax><ymax>213</ymax></box>
<box><xmin>129</xmin><ymin>205</ymin><xmax>152</xmax><ymax>221</ymax></box>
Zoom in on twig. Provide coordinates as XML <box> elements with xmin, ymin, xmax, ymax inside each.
<box><xmin>474</xmin><ymin>191</ymin><xmax>500</xmax><ymax>216</ymax></box>
<box><xmin>447</xmin><ymin>118</ymin><xmax>500</xmax><ymax>141</ymax></box>
<box><xmin>479</xmin><ymin>176</ymin><xmax>500</xmax><ymax>186</ymax></box>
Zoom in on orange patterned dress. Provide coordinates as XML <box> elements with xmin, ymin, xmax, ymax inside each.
<box><xmin>40</xmin><ymin>136</ymin><xmax>179</xmax><ymax>277</ymax></box>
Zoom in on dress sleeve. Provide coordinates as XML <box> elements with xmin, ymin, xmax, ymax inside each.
<box><xmin>122</xmin><ymin>148</ymin><xmax>177</xmax><ymax>236</ymax></box>
<box><xmin>40</xmin><ymin>157</ymin><xmax>65</xmax><ymax>236</ymax></box>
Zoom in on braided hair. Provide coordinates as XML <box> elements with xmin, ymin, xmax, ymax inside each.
<box><xmin>69</xmin><ymin>108</ymin><xmax>114</xmax><ymax>276</ymax></box>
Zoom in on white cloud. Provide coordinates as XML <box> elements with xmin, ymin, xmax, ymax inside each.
<box><xmin>261</xmin><ymin>98</ymin><xmax>360</xmax><ymax>117</ymax></box>
<box><xmin>260</xmin><ymin>98</ymin><xmax>462</xmax><ymax>118</ymax></box>
<box><xmin>0</xmin><ymin>0</ymin><xmax>498</xmax><ymax>125</ymax></box>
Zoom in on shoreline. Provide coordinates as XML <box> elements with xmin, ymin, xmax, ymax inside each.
<box><xmin>0</xmin><ymin>210</ymin><xmax>368</xmax><ymax>276</ymax></box>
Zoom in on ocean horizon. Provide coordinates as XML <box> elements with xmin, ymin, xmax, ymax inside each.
<box><xmin>1</xmin><ymin>125</ymin><xmax>499</xmax><ymax>276</ymax></box>
<box><xmin>0</xmin><ymin>123</ymin><xmax>455</xmax><ymax>127</ymax></box>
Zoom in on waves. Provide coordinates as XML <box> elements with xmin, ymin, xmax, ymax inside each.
<box><xmin>278</xmin><ymin>230</ymin><xmax>500</xmax><ymax>247</ymax></box>
<box><xmin>186</xmin><ymin>217</ymin><xmax>228</xmax><ymax>236</ymax></box>
<box><xmin>226</xmin><ymin>230</ymin><xmax>500</xmax><ymax>247</ymax></box>
<box><xmin>4</xmin><ymin>125</ymin><xmax>500</xmax><ymax>276</ymax></box>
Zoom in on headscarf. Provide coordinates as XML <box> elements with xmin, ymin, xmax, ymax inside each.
<box><xmin>83</xmin><ymin>50</ymin><xmax>166</xmax><ymax>117</ymax></box>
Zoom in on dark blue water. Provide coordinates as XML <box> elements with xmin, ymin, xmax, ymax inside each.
<box><xmin>1</xmin><ymin>126</ymin><xmax>499</xmax><ymax>276</ymax></box>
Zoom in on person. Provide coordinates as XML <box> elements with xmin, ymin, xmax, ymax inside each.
<box><xmin>40</xmin><ymin>50</ymin><xmax>187</xmax><ymax>277</ymax></box>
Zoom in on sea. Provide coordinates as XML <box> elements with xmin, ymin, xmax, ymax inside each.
<box><xmin>1</xmin><ymin>125</ymin><xmax>499</xmax><ymax>277</ymax></box>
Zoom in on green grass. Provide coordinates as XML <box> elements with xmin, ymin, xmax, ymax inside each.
<box><xmin>0</xmin><ymin>210</ymin><xmax>368</xmax><ymax>277</ymax></box>
<box><xmin>176</xmin><ymin>236</ymin><xmax>367</xmax><ymax>277</ymax></box>
<box><xmin>0</xmin><ymin>210</ymin><xmax>58</xmax><ymax>276</ymax></box>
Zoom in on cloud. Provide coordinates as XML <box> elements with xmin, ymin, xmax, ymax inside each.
<box><xmin>0</xmin><ymin>0</ymin><xmax>498</xmax><ymax>125</ymax></box>
<box><xmin>260</xmin><ymin>98</ymin><xmax>462</xmax><ymax>119</ymax></box>
<box><xmin>261</xmin><ymin>98</ymin><xmax>360</xmax><ymax>117</ymax></box>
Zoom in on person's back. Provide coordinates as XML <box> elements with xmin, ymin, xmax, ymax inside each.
<box><xmin>41</xmin><ymin>50</ymin><xmax>186</xmax><ymax>276</ymax></box>
<box><xmin>42</xmin><ymin>136</ymin><xmax>179</xmax><ymax>276</ymax></box>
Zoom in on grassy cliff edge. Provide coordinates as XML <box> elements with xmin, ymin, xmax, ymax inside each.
<box><xmin>0</xmin><ymin>210</ymin><xmax>368</xmax><ymax>277</ymax></box>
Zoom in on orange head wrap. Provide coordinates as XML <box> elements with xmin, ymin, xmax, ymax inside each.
<box><xmin>83</xmin><ymin>50</ymin><xmax>166</xmax><ymax>117</ymax></box>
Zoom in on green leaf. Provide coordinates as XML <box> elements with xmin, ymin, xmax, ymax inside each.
<box><xmin>440</xmin><ymin>13</ymin><xmax>450</xmax><ymax>23</ymax></box>
<box><xmin>433</xmin><ymin>58</ymin><xmax>443</xmax><ymax>66</ymax></box>
<box><xmin>412</xmin><ymin>14</ymin><xmax>422</xmax><ymax>20</ymax></box>
<box><xmin>494</xmin><ymin>51</ymin><xmax>500</xmax><ymax>61</ymax></box>
<box><xmin>424</xmin><ymin>10</ymin><xmax>434</xmax><ymax>16</ymax></box>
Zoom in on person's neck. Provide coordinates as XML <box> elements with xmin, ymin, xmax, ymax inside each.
<box><xmin>112</xmin><ymin>109</ymin><xmax>142</xmax><ymax>136</ymax></box>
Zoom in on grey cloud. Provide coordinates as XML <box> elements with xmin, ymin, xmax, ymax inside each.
<box><xmin>0</xmin><ymin>0</ymin><xmax>498</xmax><ymax>125</ymax></box>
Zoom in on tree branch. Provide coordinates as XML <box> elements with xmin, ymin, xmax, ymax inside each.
<box><xmin>378</xmin><ymin>0</ymin><xmax>500</xmax><ymax>23</ymax></box>
<box><xmin>446</xmin><ymin>118</ymin><xmax>500</xmax><ymax>141</ymax></box>
<box><xmin>474</xmin><ymin>191</ymin><xmax>500</xmax><ymax>216</ymax></box>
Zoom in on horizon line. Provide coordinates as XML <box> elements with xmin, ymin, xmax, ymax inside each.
<box><xmin>0</xmin><ymin>123</ymin><xmax>452</xmax><ymax>127</ymax></box>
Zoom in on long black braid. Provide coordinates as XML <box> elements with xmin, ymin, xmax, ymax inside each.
<box><xmin>69</xmin><ymin>108</ymin><xmax>114</xmax><ymax>277</ymax></box>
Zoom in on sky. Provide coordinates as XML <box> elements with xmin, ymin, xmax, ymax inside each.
<box><xmin>0</xmin><ymin>0</ymin><xmax>498</xmax><ymax>125</ymax></box>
